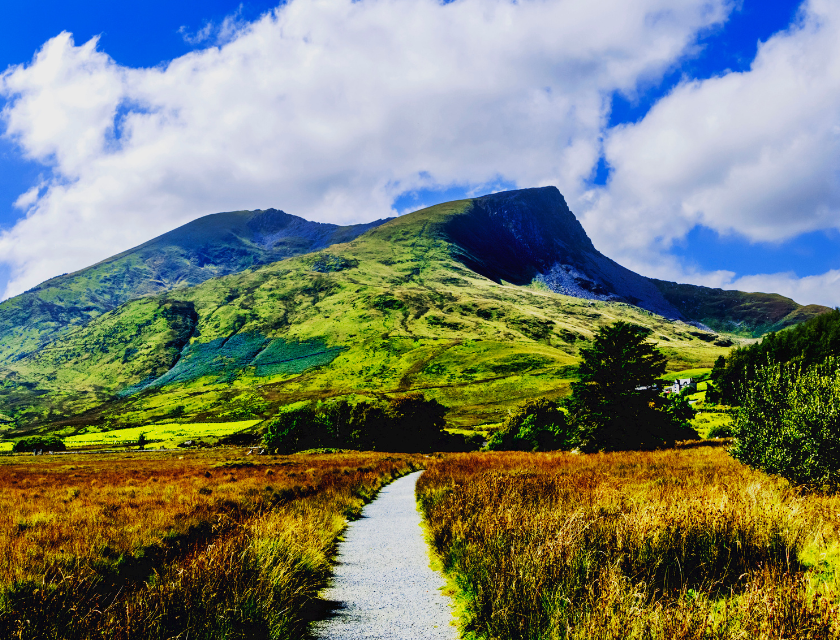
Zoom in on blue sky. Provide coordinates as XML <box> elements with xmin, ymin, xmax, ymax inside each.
<box><xmin>1</xmin><ymin>0</ymin><xmax>838</xmax><ymax>305</ymax></box>
<box><xmin>0</xmin><ymin>0</ymin><xmax>279</xmax><ymax>230</ymax></box>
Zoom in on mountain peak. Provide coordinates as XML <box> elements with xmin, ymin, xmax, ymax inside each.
<box><xmin>426</xmin><ymin>186</ymin><xmax>681</xmax><ymax>318</ymax></box>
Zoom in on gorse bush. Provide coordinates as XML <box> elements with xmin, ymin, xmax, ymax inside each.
<box><xmin>487</xmin><ymin>398</ymin><xmax>572</xmax><ymax>451</ymax></box>
<box><xmin>706</xmin><ymin>422</ymin><xmax>733</xmax><ymax>438</ymax></box>
<box><xmin>731</xmin><ymin>357</ymin><xmax>840</xmax><ymax>489</ymax></box>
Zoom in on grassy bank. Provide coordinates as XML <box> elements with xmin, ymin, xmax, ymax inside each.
<box><xmin>418</xmin><ymin>447</ymin><xmax>840</xmax><ymax>639</ymax></box>
<box><xmin>0</xmin><ymin>449</ymin><xmax>421</xmax><ymax>639</ymax></box>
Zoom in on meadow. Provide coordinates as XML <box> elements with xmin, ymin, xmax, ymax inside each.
<box><xmin>418</xmin><ymin>447</ymin><xmax>840</xmax><ymax>640</ymax></box>
<box><xmin>0</xmin><ymin>448</ymin><xmax>421</xmax><ymax>639</ymax></box>
<box><xmin>59</xmin><ymin>420</ymin><xmax>262</xmax><ymax>449</ymax></box>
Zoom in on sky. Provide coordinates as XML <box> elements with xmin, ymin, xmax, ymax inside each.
<box><xmin>1</xmin><ymin>0</ymin><xmax>839</xmax><ymax>307</ymax></box>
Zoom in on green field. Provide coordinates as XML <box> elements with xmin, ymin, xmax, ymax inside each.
<box><xmin>660</xmin><ymin>367</ymin><xmax>711</xmax><ymax>381</ymax></box>
<box><xmin>60</xmin><ymin>420</ymin><xmax>261</xmax><ymax>449</ymax></box>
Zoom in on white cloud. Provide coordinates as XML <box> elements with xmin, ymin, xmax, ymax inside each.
<box><xmin>178</xmin><ymin>5</ymin><xmax>249</xmax><ymax>46</ymax></box>
<box><xmin>582</xmin><ymin>0</ymin><xmax>840</xmax><ymax>305</ymax></box>
<box><xmin>0</xmin><ymin>0</ymin><xmax>729</xmax><ymax>298</ymax></box>
<box><xmin>729</xmin><ymin>270</ymin><xmax>840</xmax><ymax>309</ymax></box>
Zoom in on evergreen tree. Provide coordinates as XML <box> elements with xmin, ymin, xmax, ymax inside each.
<box><xmin>566</xmin><ymin>321</ymin><xmax>695</xmax><ymax>451</ymax></box>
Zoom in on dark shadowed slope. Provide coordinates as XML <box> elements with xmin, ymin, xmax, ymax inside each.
<box><xmin>0</xmin><ymin>209</ymin><xmax>389</xmax><ymax>363</ymax></box>
<box><xmin>442</xmin><ymin>188</ymin><xmax>683</xmax><ymax>318</ymax></box>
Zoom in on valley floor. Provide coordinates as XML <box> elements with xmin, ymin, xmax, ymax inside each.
<box><xmin>0</xmin><ymin>444</ymin><xmax>837</xmax><ymax>639</ymax></box>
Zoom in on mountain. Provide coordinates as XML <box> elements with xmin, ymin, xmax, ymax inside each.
<box><xmin>0</xmin><ymin>209</ymin><xmax>389</xmax><ymax>363</ymax></box>
<box><xmin>0</xmin><ymin>187</ymin><xmax>828</xmax><ymax>432</ymax></box>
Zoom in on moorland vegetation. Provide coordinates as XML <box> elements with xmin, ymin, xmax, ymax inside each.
<box><xmin>0</xmin><ymin>450</ymin><xmax>421</xmax><ymax>639</ymax></box>
<box><xmin>418</xmin><ymin>448</ymin><xmax>840</xmax><ymax>640</ymax></box>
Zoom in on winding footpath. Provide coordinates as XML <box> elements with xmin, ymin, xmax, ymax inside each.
<box><xmin>311</xmin><ymin>470</ymin><xmax>457</xmax><ymax>639</ymax></box>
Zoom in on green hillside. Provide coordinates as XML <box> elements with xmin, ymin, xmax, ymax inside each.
<box><xmin>0</xmin><ymin>190</ymin><xmax>738</xmax><ymax>433</ymax></box>
<box><xmin>652</xmin><ymin>279</ymin><xmax>830</xmax><ymax>336</ymax></box>
<box><xmin>0</xmin><ymin>209</ymin><xmax>387</xmax><ymax>363</ymax></box>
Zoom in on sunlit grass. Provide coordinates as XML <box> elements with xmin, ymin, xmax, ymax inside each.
<box><xmin>419</xmin><ymin>447</ymin><xmax>840</xmax><ymax>640</ymax></box>
<box><xmin>0</xmin><ymin>448</ymin><xmax>421</xmax><ymax>638</ymax></box>
<box><xmin>61</xmin><ymin>420</ymin><xmax>261</xmax><ymax>449</ymax></box>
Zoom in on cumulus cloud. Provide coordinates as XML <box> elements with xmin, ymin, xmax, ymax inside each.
<box><xmin>178</xmin><ymin>5</ymin><xmax>249</xmax><ymax>47</ymax></box>
<box><xmin>0</xmin><ymin>0</ymin><xmax>728</xmax><ymax>298</ymax></box>
<box><xmin>581</xmin><ymin>0</ymin><xmax>840</xmax><ymax>304</ymax></box>
<box><xmin>730</xmin><ymin>270</ymin><xmax>840</xmax><ymax>309</ymax></box>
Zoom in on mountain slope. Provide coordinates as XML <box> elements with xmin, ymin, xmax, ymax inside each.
<box><xmin>442</xmin><ymin>188</ymin><xmax>683</xmax><ymax>317</ymax></box>
<box><xmin>0</xmin><ymin>187</ymin><xmax>828</xmax><ymax>433</ymax></box>
<box><xmin>0</xmin><ymin>209</ymin><xmax>388</xmax><ymax>363</ymax></box>
<box><xmin>0</xmin><ymin>189</ymin><xmax>725</xmax><ymax>431</ymax></box>
<box><xmin>651</xmin><ymin>279</ymin><xmax>831</xmax><ymax>336</ymax></box>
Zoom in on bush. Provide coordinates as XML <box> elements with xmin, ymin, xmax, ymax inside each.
<box><xmin>436</xmin><ymin>431</ymin><xmax>484</xmax><ymax>452</ymax></box>
<box><xmin>380</xmin><ymin>393</ymin><xmax>447</xmax><ymax>453</ymax></box>
<box><xmin>12</xmin><ymin>435</ymin><xmax>66</xmax><ymax>453</ymax></box>
<box><xmin>487</xmin><ymin>398</ymin><xmax>572</xmax><ymax>451</ymax></box>
<box><xmin>262</xmin><ymin>405</ymin><xmax>327</xmax><ymax>454</ymax></box>
<box><xmin>730</xmin><ymin>357</ymin><xmax>840</xmax><ymax>489</ymax></box>
<box><xmin>707</xmin><ymin>423</ymin><xmax>733</xmax><ymax>438</ymax></box>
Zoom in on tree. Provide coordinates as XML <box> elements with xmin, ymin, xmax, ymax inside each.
<box><xmin>565</xmin><ymin>321</ymin><xmax>696</xmax><ymax>451</ymax></box>
<box><xmin>262</xmin><ymin>404</ymin><xmax>327</xmax><ymax>454</ymax></box>
<box><xmin>706</xmin><ymin>355</ymin><xmax>726</xmax><ymax>403</ymax></box>
<box><xmin>381</xmin><ymin>393</ymin><xmax>447</xmax><ymax>452</ymax></box>
<box><xmin>487</xmin><ymin>398</ymin><xmax>572</xmax><ymax>451</ymax></box>
<box><xmin>12</xmin><ymin>435</ymin><xmax>66</xmax><ymax>453</ymax></box>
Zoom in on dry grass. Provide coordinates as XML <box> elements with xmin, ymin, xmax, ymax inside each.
<box><xmin>0</xmin><ymin>448</ymin><xmax>421</xmax><ymax>639</ymax></box>
<box><xmin>418</xmin><ymin>445</ymin><xmax>840</xmax><ymax>640</ymax></box>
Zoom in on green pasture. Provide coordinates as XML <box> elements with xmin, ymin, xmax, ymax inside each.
<box><xmin>661</xmin><ymin>367</ymin><xmax>711</xmax><ymax>381</ymax></box>
<box><xmin>62</xmin><ymin>420</ymin><xmax>261</xmax><ymax>449</ymax></box>
<box><xmin>692</xmin><ymin>410</ymin><xmax>733</xmax><ymax>438</ymax></box>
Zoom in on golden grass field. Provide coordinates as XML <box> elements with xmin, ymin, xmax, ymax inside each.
<box><xmin>0</xmin><ymin>448</ymin><xmax>422</xmax><ymax>639</ymax></box>
<box><xmin>418</xmin><ymin>446</ymin><xmax>840</xmax><ymax>640</ymax></box>
<box><xmin>4</xmin><ymin>442</ymin><xmax>840</xmax><ymax>639</ymax></box>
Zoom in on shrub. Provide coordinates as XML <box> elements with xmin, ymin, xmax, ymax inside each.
<box><xmin>262</xmin><ymin>405</ymin><xmax>327</xmax><ymax>454</ymax></box>
<box><xmin>707</xmin><ymin>423</ymin><xmax>733</xmax><ymax>438</ymax></box>
<box><xmin>12</xmin><ymin>435</ymin><xmax>66</xmax><ymax>453</ymax></box>
<box><xmin>487</xmin><ymin>398</ymin><xmax>572</xmax><ymax>451</ymax></box>
<box><xmin>730</xmin><ymin>357</ymin><xmax>840</xmax><ymax>489</ymax></box>
<box><xmin>436</xmin><ymin>431</ymin><xmax>484</xmax><ymax>452</ymax></box>
<box><xmin>381</xmin><ymin>393</ymin><xmax>447</xmax><ymax>453</ymax></box>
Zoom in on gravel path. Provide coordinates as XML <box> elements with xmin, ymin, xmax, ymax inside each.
<box><xmin>310</xmin><ymin>470</ymin><xmax>457</xmax><ymax>639</ymax></box>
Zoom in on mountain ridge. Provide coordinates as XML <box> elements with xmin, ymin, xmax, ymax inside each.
<box><xmin>0</xmin><ymin>209</ymin><xmax>389</xmax><ymax>363</ymax></box>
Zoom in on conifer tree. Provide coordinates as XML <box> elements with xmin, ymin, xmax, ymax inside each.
<box><xmin>566</xmin><ymin>321</ymin><xmax>695</xmax><ymax>451</ymax></box>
